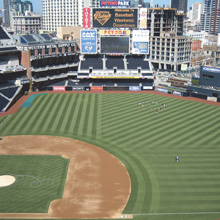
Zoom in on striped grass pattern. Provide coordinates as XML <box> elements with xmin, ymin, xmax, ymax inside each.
<box><xmin>0</xmin><ymin>155</ymin><xmax>69</xmax><ymax>213</ymax></box>
<box><xmin>0</xmin><ymin>93</ymin><xmax>220</xmax><ymax>220</ymax></box>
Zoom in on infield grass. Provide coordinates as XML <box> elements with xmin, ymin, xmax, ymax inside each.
<box><xmin>0</xmin><ymin>155</ymin><xmax>69</xmax><ymax>213</ymax></box>
<box><xmin>0</xmin><ymin>93</ymin><xmax>220</xmax><ymax>220</ymax></box>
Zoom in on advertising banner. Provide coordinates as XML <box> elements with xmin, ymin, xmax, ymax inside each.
<box><xmin>100</xmin><ymin>0</ymin><xmax>130</xmax><ymax>7</ymax></box>
<box><xmin>92</xmin><ymin>76</ymin><xmax>139</xmax><ymax>78</ymax></box>
<box><xmin>53</xmin><ymin>86</ymin><xmax>65</xmax><ymax>91</ymax></box>
<box><xmin>140</xmin><ymin>8</ymin><xmax>147</xmax><ymax>28</ymax></box>
<box><xmin>83</xmin><ymin>8</ymin><xmax>91</xmax><ymax>28</ymax></box>
<box><xmin>92</xmin><ymin>8</ymin><xmax>138</xmax><ymax>28</ymax></box>
<box><xmin>81</xmin><ymin>30</ymin><xmax>97</xmax><ymax>54</ymax></box>
<box><xmin>129</xmin><ymin>86</ymin><xmax>141</xmax><ymax>91</ymax></box>
<box><xmin>72</xmin><ymin>87</ymin><xmax>84</xmax><ymax>91</ymax></box>
<box><xmin>201</xmin><ymin>66</ymin><xmax>220</xmax><ymax>73</ymax></box>
<box><xmin>91</xmin><ymin>86</ymin><xmax>103</xmax><ymax>91</ymax></box>
<box><xmin>172</xmin><ymin>90</ymin><xmax>183</xmax><ymax>96</ymax></box>
<box><xmin>143</xmin><ymin>86</ymin><xmax>153</xmax><ymax>90</ymax></box>
<box><xmin>101</xmin><ymin>36</ymin><xmax>129</xmax><ymax>54</ymax></box>
<box><xmin>100</xmin><ymin>29</ymin><xmax>130</xmax><ymax>35</ymax></box>
<box><xmin>181</xmin><ymin>64</ymin><xmax>187</xmax><ymax>71</ymax></box>
<box><xmin>132</xmin><ymin>30</ymin><xmax>149</xmax><ymax>54</ymax></box>
<box><xmin>156</xmin><ymin>87</ymin><xmax>168</xmax><ymax>93</ymax></box>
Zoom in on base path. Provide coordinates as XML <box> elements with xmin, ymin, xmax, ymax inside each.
<box><xmin>0</xmin><ymin>136</ymin><xmax>131</xmax><ymax>219</ymax></box>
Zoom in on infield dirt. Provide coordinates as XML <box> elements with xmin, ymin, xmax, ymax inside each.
<box><xmin>0</xmin><ymin>136</ymin><xmax>131</xmax><ymax>219</ymax></box>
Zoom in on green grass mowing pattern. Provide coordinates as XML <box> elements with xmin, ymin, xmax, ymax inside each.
<box><xmin>0</xmin><ymin>93</ymin><xmax>220</xmax><ymax>220</ymax></box>
<box><xmin>0</xmin><ymin>155</ymin><xmax>69</xmax><ymax>213</ymax></box>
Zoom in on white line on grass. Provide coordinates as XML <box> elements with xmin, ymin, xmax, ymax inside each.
<box><xmin>0</xmin><ymin>115</ymin><xmax>10</xmax><ymax>127</ymax></box>
<box><xmin>131</xmin><ymin>212</ymin><xmax>220</xmax><ymax>216</ymax></box>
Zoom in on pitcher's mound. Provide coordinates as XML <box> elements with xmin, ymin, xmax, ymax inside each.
<box><xmin>0</xmin><ymin>175</ymin><xmax>16</xmax><ymax>187</ymax></box>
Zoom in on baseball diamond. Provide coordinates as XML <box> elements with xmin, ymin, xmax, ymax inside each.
<box><xmin>0</xmin><ymin>91</ymin><xmax>220</xmax><ymax>220</ymax></box>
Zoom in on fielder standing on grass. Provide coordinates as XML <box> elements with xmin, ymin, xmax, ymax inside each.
<box><xmin>175</xmin><ymin>155</ymin><xmax>179</xmax><ymax>162</ymax></box>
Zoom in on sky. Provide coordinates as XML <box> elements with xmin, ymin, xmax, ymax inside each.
<box><xmin>0</xmin><ymin>0</ymin><xmax>203</xmax><ymax>15</ymax></box>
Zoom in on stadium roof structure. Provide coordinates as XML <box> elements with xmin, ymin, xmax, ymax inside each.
<box><xmin>0</xmin><ymin>26</ymin><xmax>11</xmax><ymax>40</ymax></box>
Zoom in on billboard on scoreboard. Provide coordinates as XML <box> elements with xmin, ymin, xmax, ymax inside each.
<box><xmin>140</xmin><ymin>8</ymin><xmax>147</xmax><ymax>28</ymax></box>
<box><xmin>81</xmin><ymin>30</ymin><xmax>97</xmax><ymax>54</ymax></box>
<box><xmin>92</xmin><ymin>8</ymin><xmax>138</xmax><ymax>28</ymax></box>
<box><xmin>132</xmin><ymin>30</ymin><xmax>149</xmax><ymax>54</ymax></box>
<box><xmin>100</xmin><ymin>36</ymin><xmax>130</xmax><ymax>54</ymax></box>
<box><xmin>100</xmin><ymin>0</ymin><xmax>130</xmax><ymax>7</ymax></box>
<box><xmin>100</xmin><ymin>29</ymin><xmax>130</xmax><ymax>35</ymax></box>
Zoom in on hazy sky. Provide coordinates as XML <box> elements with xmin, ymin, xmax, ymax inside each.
<box><xmin>0</xmin><ymin>0</ymin><xmax>203</xmax><ymax>15</ymax></box>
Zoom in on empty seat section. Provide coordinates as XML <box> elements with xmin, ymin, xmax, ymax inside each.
<box><xmin>0</xmin><ymin>95</ymin><xmax>10</xmax><ymax>111</ymax></box>
<box><xmin>0</xmin><ymin>87</ymin><xmax>19</xmax><ymax>99</ymax></box>
<box><xmin>127</xmin><ymin>56</ymin><xmax>150</xmax><ymax>70</ymax></box>
<box><xmin>81</xmin><ymin>55</ymin><xmax>103</xmax><ymax>70</ymax></box>
<box><xmin>106</xmin><ymin>56</ymin><xmax>124</xmax><ymax>69</ymax></box>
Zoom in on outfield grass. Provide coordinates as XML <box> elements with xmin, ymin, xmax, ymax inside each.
<box><xmin>0</xmin><ymin>93</ymin><xmax>220</xmax><ymax>220</ymax></box>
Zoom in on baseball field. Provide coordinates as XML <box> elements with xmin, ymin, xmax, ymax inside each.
<box><xmin>0</xmin><ymin>91</ymin><xmax>220</xmax><ymax>220</ymax></box>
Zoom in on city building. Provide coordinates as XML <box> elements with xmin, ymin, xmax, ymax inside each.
<box><xmin>13</xmin><ymin>12</ymin><xmax>42</xmax><ymax>34</ymax></box>
<box><xmin>185</xmin><ymin>30</ymin><xmax>207</xmax><ymax>46</ymax></box>
<box><xmin>191</xmin><ymin>2</ymin><xmax>203</xmax><ymax>22</ymax></box>
<box><xmin>10</xmin><ymin>0</ymin><xmax>33</xmax><ymax>16</ymax></box>
<box><xmin>57</xmin><ymin>26</ymin><xmax>83</xmax><ymax>42</ymax></box>
<box><xmin>200</xmin><ymin>0</ymin><xmax>220</xmax><ymax>34</ymax></box>
<box><xmin>150</xmin><ymin>32</ymin><xmax>192</xmax><ymax>71</ymax></box>
<box><xmin>171</xmin><ymin>0</ymin><xmax>187</xmax><ymax>13</ymax></box>
<box><xmin>3</xmin><ymin>0</ymin><xmax>11</xmax><ymax>27</ymax></box>
<box><xmin>42</xmin><ymin>0</ymin><xmax>91</xmax><ymax>32</ymax></box>
<box><xmin>147</xmin><ymin>8</ymin><xmax>184</xmax><ymax>37</ymax></box>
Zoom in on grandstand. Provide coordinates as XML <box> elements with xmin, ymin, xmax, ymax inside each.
<box><xmin>77</xmin><ymin>54</ymin><xmax>154</xmax><ymax>90</ymax></box>
<box><xmin>0</xmin><ymin>26</ymin><xmax>29</xmax><ymax>112</ymax></box>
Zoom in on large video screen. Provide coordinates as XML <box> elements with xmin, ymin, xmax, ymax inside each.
<box><xmin>92</xmin><ymin>8</ymin><xmax>138</xmax><ymax>28</ymax></box>
<box><xmin>100</xmin><ymin>36</ymin><xmax>130</xmax><ymax>54</ymax></box>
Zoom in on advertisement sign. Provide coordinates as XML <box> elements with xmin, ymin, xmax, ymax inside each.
<box><xmin>81</xmin><ymin>30</ymin><xmax>97</xmax><ymax>54</ymax></box>
<box><xmin>83</xmin><ymin>8</ymin><xmax>91</xmax><ymax>28</ymax></box>
<box><xmin>91</xmin><ymin>86</ymin><xmax>103</xmax><ymax>91</ymax></box>
<box><xmin>129</xmin><ymin>86</ymin><xmax>141</xmax><ymax>91</ymax></box>
<box><xmin>101</xmin><ymin>36</ymin><xmax>130</xmax><ymax>54</ymax></box>
<box><xmin>156</xmin><ymin>87</ymin><xmax>168</xmax><ymax>93</ymax></box>
<box><xmin>202</xmin><ymin>66</ymin><xmax>220</xmax><ymax>73</ymax></box>
<box><xmin>140</xmin><ymin>8</ymin><xmax>147</xmax><ymax>28</ymax></box>
<box><xmin>72</xmin><ymin>87</ymin><xmax>84</xmax><ymax>91</ymax></box>
<box><xmin>53</xmin><ymin>86</ymin><xmax>65</xmax><ymax>91</ymax></box>
<box><xmin>100</xmin><ymin>29</ymin><xmax>130</xmax><ymax>35</ymax></box>
<box><xmin>181</xmin><ymin>64</ymin><xmax>187</xmax><ymax>71</ymax></box>
<box><xmin>143</xmin><ymin>86</ymin><xmax>153</xmax><ymax>90</ymax></box>
<box><xmin>142</xmin><ymin>75</ymin><xmax>154</xmax><ymax>79</ymax></box>
<box><xmin>92</xmin><ymin>8</ymin><xmax>138</xmax><ymax>28</ymax></box>
<box><xmin>132</xmin><ymin>30</ymin><xmax>149</xmax><ymax>54</ymax></box>
<box><xmin>172</xmin><ymin>90</ymin><xmax>183</xmax><ymax>96</ymax></box>
<box><xmin>92</xmin><ymin>76</ymin><xmax>139</xmax><ymax>78</ymax></box>
<box><xmin>100</xmin><ymin>0</ymin><xmax>130</xmax><ymax>7</ymax></box>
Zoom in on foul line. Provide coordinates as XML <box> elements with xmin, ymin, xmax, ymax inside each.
<box><xmin>0</xmin><ymin>115</ymin><xmax>10</xmax><ymax>127</ymax></box>
<box><xmin>131</xmin><ymin>212</ymin><xmax>220</xmax><ymax>216</ymax></box>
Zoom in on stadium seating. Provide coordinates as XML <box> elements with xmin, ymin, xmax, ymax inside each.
<box><xmin>0</xmin><ymin>95</ymin><xmax>10</xmax><ymax>112</ymax></box>
<box><xmin>81</xmin><ymin>55</ymin><xmax>103</xmax><ymax>70</ymax></box>
<box><xmin>49</xmin><ymin>80</ymin><xmax>66</xmax><ymax>86</ymax></box>
<box><xmin>106</xmin><ymin>56</ymin><xmax>124</xmax><ymax>70</ymax></box>
<box><xmin>127</xmin><ymin>56</ymin><xmax>150</xmax><ymax>70</ymax></box>
<box><xmin>0</xmin><ymin>87</ymin><xmax>19</xmax><ymax>99</ymax></box>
